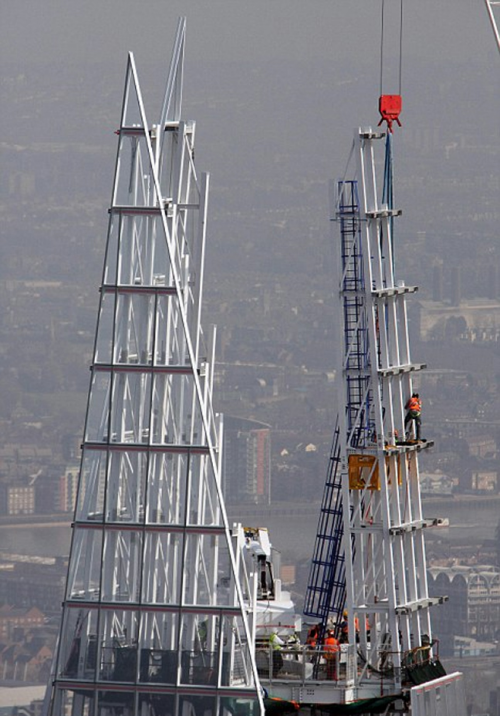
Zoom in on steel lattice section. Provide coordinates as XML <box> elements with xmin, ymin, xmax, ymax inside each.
<box><xmin>44</xmin><ymin>19</ymin><xmax>263</xmax><ymax>716</ymax></box>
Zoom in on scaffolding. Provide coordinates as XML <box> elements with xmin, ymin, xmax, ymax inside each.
<box><xmin>44</xmin><ymin>19</ymin><xmax>263</xmax><ymax>716</ymax></box>
<box><xmin>304</xmin><ymin>128</ymin><xmax>455</xmax><ymax>704</ymax></box>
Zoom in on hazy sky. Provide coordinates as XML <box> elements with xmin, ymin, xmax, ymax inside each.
<box><xmin>3</xmin><ymin>0</ymin><xmax>498</xmax><ymax>190</ymax></box>
<box><xmin>1</xmin><ymin>0</ymin><xmax>497</xmax><ymax>69</ymax></box>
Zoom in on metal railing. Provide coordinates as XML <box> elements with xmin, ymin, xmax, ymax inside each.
<box><xmin>255</xmin><ymin>645</ymin><xmax>357</xmax><ymax>686</ymax></box>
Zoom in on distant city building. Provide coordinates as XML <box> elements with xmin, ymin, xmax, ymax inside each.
<box><xmin>33</xmin><ymin>470</ymin><xmax>61</xmax><ymax>514</ymax></box>
<box><xmin>432</xmin><ymin>264</ymin><xmax>443</xmax><ymax>302</ymax></box>
<box><xmin>419</xmin><ymin>472</ymin><xmax>455</xmax><ymax>496</ymax></box>
<box><xmin>428</xmin><ymin>565</ymin><xmax>500</xmax><ymax>656</ymax></box>
<box><xmin>0</xmin><ymin>605</ymin><xmax>45</xmax><ymax>641</ymax></box>
<box><xmin>223</xmin><ymin>416</ymin><xmax>271</xmax><ymax>505</ymax></box>
<box><xmin>451</xmin><ymin>266</ymin><xmax>462</xmax><ymax>306</ymax></box>
<box><xmin>58</xmin><ymin>463</ymin><xmax>80</xmax><ymax>513</ymax></box>
<box><xmin>0</xmin><ymin>556</ymin><xmax>67</xmax><ymax>615</ymax></box>
<box><xmin>453</xmin><ymin>635</ymin><xmax>497</xmax><ymax>658</ymax></box>
<box><xmin>0</xmin><ymin>482</ymin><xmax>35</xmax><ymax>516</ymax></box>
<box><xmin>417</xmin><ymin>299</ymin><xmax>500</xmax><ymax>342</ymax></box>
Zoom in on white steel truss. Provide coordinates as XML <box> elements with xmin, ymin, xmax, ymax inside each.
<box><xmin>45</xmin><ymin>19</ymin><xmax>263</xmax><ymax>716</ymax></box>
<box><xmin>485</xmin><ymin>0</ymin><xmax>500</xmax><ymax>54</ymax></box>
<box><xmin>336</xmin><ymin>128</ymin><xmax>439</xmax><ymax>696</ymax></box>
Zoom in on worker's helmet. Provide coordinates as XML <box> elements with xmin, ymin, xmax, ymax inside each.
<box><xmin>343</xmin><ymin>610</ymin><xmax>348</xmax><ymax>618</ymax></box>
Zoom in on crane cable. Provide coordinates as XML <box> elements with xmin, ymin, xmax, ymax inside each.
<box><xmin>380</xmin><ymin>1</ymin><xmax>402</xmax><ymax>265</ymax></box>
<box><xmin>378</xmin><ymin>0</ymin><xmax>404</xmax><ymax>132</ymax></box>
<box><xmin>380</xmin><ymin>0</ymin><xmax>403</xmax><ymax>96</ymax></box>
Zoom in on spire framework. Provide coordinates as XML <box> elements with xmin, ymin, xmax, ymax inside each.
<box><xmin>45</xmin><ymin>19</ymin><xmax>263</xmax><ymax>716</ymax></box>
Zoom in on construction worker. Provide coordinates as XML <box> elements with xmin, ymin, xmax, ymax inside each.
<box><xmin>306</xmin><ymin>623</ymin><xmax>320</xmax><ymax>649</ymax></box>
<box><xmin>197</xmin><ymin>619</ymin><xmax>208</xmax><ymax>651</ymax></box>
<box><xmin>340</xmin><ymin>610</ymin><xmax>361</xmax><ymax>643</ymax></box>
<box><xmin>339</xmin><ymin>611</ymin><xmax>349</xmax><ymax>643</ymax></box>
<box><xmin>287</xmin><ymin>633</ymin><xmax>301</xmax><ymax>661</ymax></box>
<box><xmin>269</xmin><ymin>632</ymin><xmax>284</xmax><ymax>677</ymax></box>
<box><xmin>365</xmin><ymin>616</ymin><xmax>371</xmax><ymax>642</ymax></box>
<box><xmin>404</xmin><ymin>392</ymin><xmax>422</xmax><ymax>440</ymax></box>
<box><xmin>323</xmin><ymin>630</ymin><xmax>340</xmax><ymax>680</ymax></box>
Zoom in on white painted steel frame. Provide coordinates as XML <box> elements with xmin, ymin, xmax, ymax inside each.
<box><xmin>336</xmin><ymin>128</ymin><xmax>433</xmax><ymax>696</ymax></box>
<box><xmin>46</xmin><ymin>19</ymin><xmax>263</xmax><ymax>716</ymax></box>
<box><xmin>485</xmin><ymin>0</ymin><xmax>500</xmax><ymax>54</ymax></box>
<box><xmin>410</xmin><ymin>672</ymin><xmax>467</xmax><ymax>716</ymax></box>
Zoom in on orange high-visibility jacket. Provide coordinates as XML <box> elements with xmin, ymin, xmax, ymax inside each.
<box><xmin>324</xmin><ymin>636</ymin><xmax>340</xmax><ymax>654</ymax></box>
<box><xmin>406</xmin><ymin>396</ymin><xmax>421</xmax><ymax>413</ymax></box>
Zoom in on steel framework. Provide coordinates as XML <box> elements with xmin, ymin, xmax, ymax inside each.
<box><xmin>306</xmin><ymin>128</ymin><xmax>445</xmax><ymax>700</ymax></box>
<box><xmin>485</xmin><ymin>0</ymin><xmax>500</xmax><ymax>53</ymax></box>
<box><xmin>45</xmin><ymin>19</ymin><xmax>263</xmax><ymax>716</ymax></box>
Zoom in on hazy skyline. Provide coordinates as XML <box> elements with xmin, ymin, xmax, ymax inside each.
<box><xmin>1</xmin><ymin>0</ymin><xmax>496</xmax><ymax>66</ymax></box>
<box><xmin>2</xmin><ymin>2</ymin><xmax>498</xmax><ymax>183</ymax></box>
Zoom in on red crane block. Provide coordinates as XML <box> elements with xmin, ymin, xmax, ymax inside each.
<box><xmin>378</xmin><ymin>94</ymin><xmax>402</xmax><ymax>132</ymax></box>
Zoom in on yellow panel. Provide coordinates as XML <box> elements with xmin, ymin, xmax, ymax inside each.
<box><xmin>348</xmin><ymin>453</ymin><xmax>402</xmax><ymax>490</ymax></box>
<box><xmin>348</xmin><ymin>454</ymin><xmax>380</xmax><ymax>490</ymax></box>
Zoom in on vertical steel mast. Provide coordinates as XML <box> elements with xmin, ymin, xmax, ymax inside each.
<box><xmin>339</xmin><ymin>128</ymin><xmax>435</xmax><ymax>692</ymax></box>
<box><xmin>46</xmin><ymin>19</ymin><xmax>263</xmax><ymax>716</ymax></box>
<box><xmin>306</xmin><ymin>128</ymin><xmax>449</xmax><ymax>705</ymax></box>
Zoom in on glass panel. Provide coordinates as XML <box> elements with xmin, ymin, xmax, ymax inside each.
<box><xmin>179</xmin><ymin>612</ymin><xmax>220</xmax><ymax>687</ymax></box>
<box><xmin>179</xmin><ymin>695</ymin><xmax>216</xmax><ymax>716</ymax></box>
<box><xmin>85</xmin><ymin>372</ymin><xmax>111</xmax><ymax>443</ymax></box>
<box><xmin>155</xmin><ymin>295</ymin><xmax>187</xmax><ymax>367</ymax></box>
<box><xmin>76</xmin><ymin>449</ymin><xmax>107</xmax><ymax>522</ymax></box>
<box><xmin>151</xmin><ymin>373</ymin><xmax>193</xmax><ymax>445</ymax></box>
<box><xmin>56</xmin><ymin>689</ymin><xmax>94</xmax><ymax>715</ymax></box>
<box><xmin>149</xmin><ymin>216</ymin><xmax>171</xmax><ymax>285</ymax></box>
<box><xmin>182</xmin><ymin>534</ymin><xmax>231</xmax><ymax>607</ymax></box>
<box><xmin>141</xmin><ymin>531</ymin><xmax>182</xmax><ymax>605</ymax></box>
<box><xmin>109</xmin><ymin>372</ymin><xmax>152</xmax><ymax>444</ymax></box>
<box><xmin>99</xmin><ymin>608</ymin><xmax>139</xmax><ymax>682</ymax></box>
<box><xmin>140</xmin><ymin>691</ymin><xmax>175</xmax><ymax>715</ymax></box>
<box><xmin>220</xmin><ymin>697</ymin><xmax>260</xmax><ymax>716</ymax></box>
<box><xmin>66</xmin><ymin>528</ymin><xmax>103</xmax><ymax>600</ymax></box>
<box><xmin>103</xmin><ymin>213</ymin><xmax>119</xmax><ymax>286</ymax></box>
<box><xmin>98</xmin><ymin>690</ymin><xmax>135</xmax><ymax>713</ymax></box>
<box><xmin>220</xmin><ymin>615</ymin><xmax>252</xmax><ymax>687</ymax></box>
<box><xmin>94</xmin><ymin>292</ymin><xmax>115</xmax><ymax>365</ymax></box>
<box><xmin>138</xmin><ymin>612</ymin><xmax>179</xmax><ymax>685</ymax></box>
<box><xmin>187</xmin><ymin>454</ymin><xmax>221</xmax><ymax>528</ymax></box>
<box><xmin>105</xmin><ymin>450</ymin><xmax>147</xmax><ymax>523</ymax></box>
<box><xmin>146</xmin><ymin>452</ymin><xmax>188</xmax><ymax>524</ymax></box>
<box><xmin>58</xmin><ymin>607</ymin><xmax>99</xmax><ymax>681</ymax></box>
<box><xmin>101</xmin><ymin>530</ymin><xmax>143</xmax><ymax>603</ymax></box>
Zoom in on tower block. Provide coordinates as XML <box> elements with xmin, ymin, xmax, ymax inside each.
<box><xmin>45</xmin><ymin>20</ymin><xmax>263</xmax><ymax>716</ymax></box>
